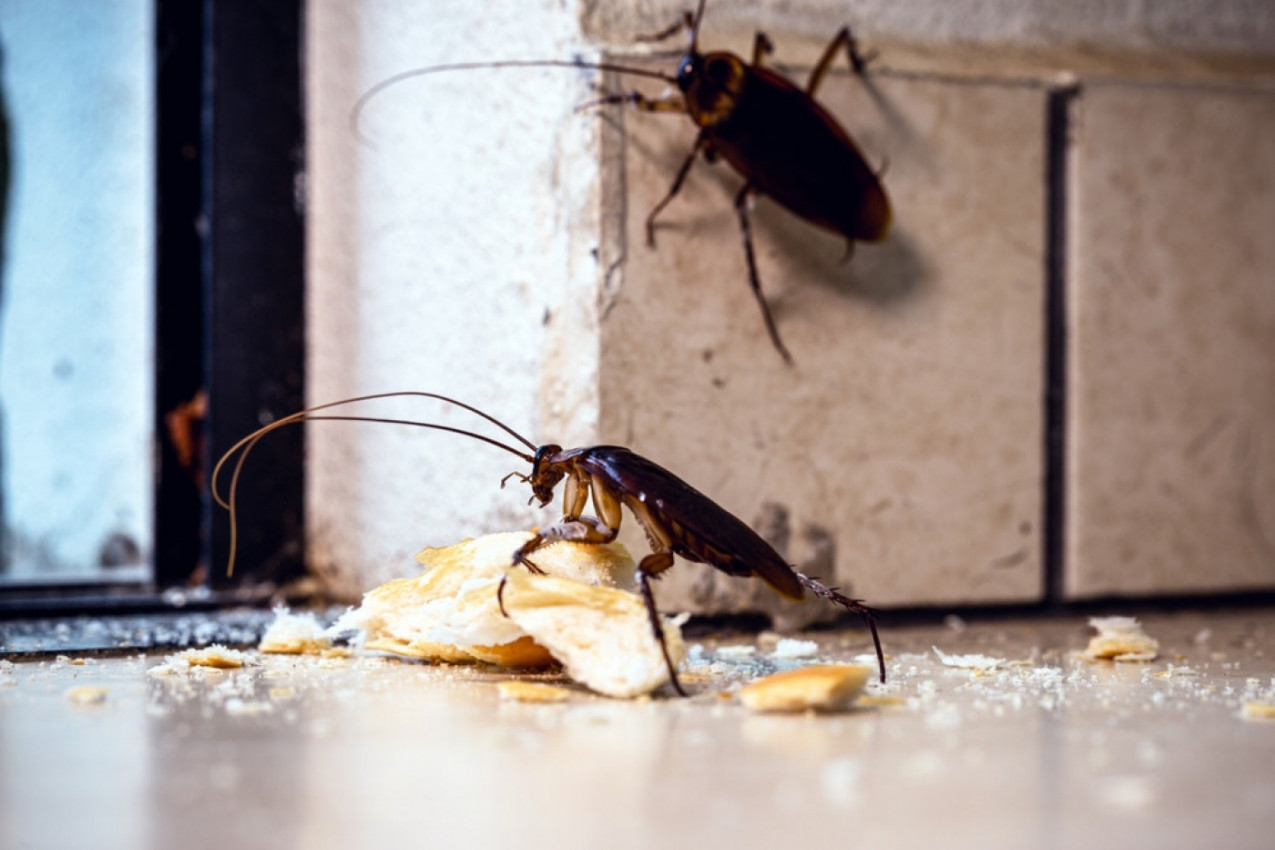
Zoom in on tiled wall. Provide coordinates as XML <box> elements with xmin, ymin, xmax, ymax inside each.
<box><xmin>1066</xmin><ymin>83</ymin><xmax>1275</xmax><ymax>598</ymax></box>
<box><xmin>588</xmin><ymin>19</ymin><xmax>1275</xmax><ymax>613</ymax></box>
<box><xmin>596</xmin><ymin>63</ymin><xmax>1049</xmax><ymax>615</ymax></box>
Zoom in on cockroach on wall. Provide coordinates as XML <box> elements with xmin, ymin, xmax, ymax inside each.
<box><xmin>213</xmin><ymin>391</ymin><xmax>887</xmax><ymax>696</ymax></box>
<box><xmin>352</xmin><ymin>0</ymin><xmax>892</xmax><ymax>364</ymax></box>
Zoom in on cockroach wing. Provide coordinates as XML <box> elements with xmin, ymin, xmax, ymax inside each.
<box><xmin>710</xmin><ymin>65</ymin><xmax>891</xmax><ymax>243</ymax></box>
<box><xmin>577</xmin><ymin>447</ymin><xmax>806</xmax><ymax>601</ymax></box>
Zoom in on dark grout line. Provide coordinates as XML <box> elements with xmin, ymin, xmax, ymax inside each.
<box><xmin>1042</xmin><ymin>84</ymin><xmax>1079</xmax><ymax>606</ymax></box>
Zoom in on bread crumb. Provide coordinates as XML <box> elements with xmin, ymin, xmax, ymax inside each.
<box><xmin>335</xmin><ymin>531</ymin><xmax>683</xmax><ymax>698</ymax></box>
<box><xmin>933</xmin><ymin>646</ymin><xmax>1006</xmax><ymax>670</ymax></box>
<box><xmin>259</xmin><ymin>607</ymin><xmax>331</xmax><ymax>654</ymax></box>
<box><xmin>739</xmin><ymin>665</ymin><xmax>871</xmax><ymax>713</ymax></box>
<box><xmin>333</xmin><ymin>531</ymin><xmax>634</xmax><ymax>668</ymax></box>
<box><xmin>1242</xmin><ymin>701</ymin><xmax>1275</xmax><ymax>721</ymax></box>
<box><xmin>225</xmin><ymin>698</ymin><xmax>272</xmax><ymax>717</ymax></box>
<box><xmin>182</xmin><ymin>645</ymin><xmax>250</xmax><ymax>668</ymax></box>
<box><xmin>496</xmin><ymin>681</ymin><xmax>572</xmax><ymax>703</ymax></box>
<box><xmin>1082</xmin><ymin>617</ymin><xmax>1159</xmax><ymax>662</ymax></box>
<box><xmin>716</xmin><ymin>644</ymin><xmax>756</xmax><ymax>659</ymax></box>
<box><xmin>268</xmin><ymin>687</ymin><xmax>296</xmax><ymax>701</ymax></box>
<box><xmin>771</xmin><ymin>638</ymin><xmax>819</xmax><ymax>659</ymax></box>
<box><xmin>65</xmin><ymin>685</ymin><xmax>108</xmax><ymax>705</ymax></box>
<box><xmin>501</xmin><ymin>569</ymin><xmax>685</xmax><ymax>699</ymax></box>
<box><xmin>149</xmin><ymin>645</ymin><xmax>252</xmax><ymax>676</ymax></box>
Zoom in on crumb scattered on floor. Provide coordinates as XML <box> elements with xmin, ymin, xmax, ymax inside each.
<box><xmin>496</xmin><ymin>680</ymin><xmax>573</xmax><ymax>703</ymax></box>
<box><xmin>65</xmin><ymin>685</ymin><xmax>108</xmax><ymax>705</ymax></box>
<box><xmin>1082</xmin><ymin>616</ymin><xmax>1159</xmax><ymax>662</ymax></box>
<box><xmin>738</xmin><ymin>665</ymin><xmax>872</xmax><ymax>713</ymax></box>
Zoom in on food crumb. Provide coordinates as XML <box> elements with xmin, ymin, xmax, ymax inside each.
<box><xmin>225</xmin><ymin>698</ymin><xmax>273</xmax><ymax>717</ymax></box>
<box><xmin>715</xmin><ymin>644</ymin><xmax>757</xmax><ymax>659</ymax></box>
<box><xmin>496</xmin><ymin>680</ymin><xmax>573</xmax><ymax>703</ymax></box>
<box><xmin>149</xmin><ymin>645</ymin><xmax>252</xmax><ymax>676</ymax></box>
<box><xmin>932</xmin><ymin>646</ymin><xmax>1006</xmax><ymax>670</ymax></box>
<box><xmin>66</xmin><ymin>686</ymin><xmax>108</xmax><ymax>705</ymax></box>
<box><xmin>259</xmin><ymin>607</ymin><xmax>332</xmax><ymax>655</ymax></box>
<box><xmin>1082</xmin><ymin>617</ymin><xmax>1159</xmax><ymax>662</ymax></box>
<box><xmin>739</xmin><ymin>665</ymin><xmax>871</xmax><ymax>713</ymax></box>
<box><xmin>1241</xmin><ymin>701</ymin><xmax>1275</xmax><ymax>721</ymax></box>
<box><xmin>771</xmin><ymin>638</ymin><xmax>819</xmax><ymax>659</ymax></box>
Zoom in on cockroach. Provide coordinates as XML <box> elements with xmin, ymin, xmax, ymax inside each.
<box><xmin>213</xmin><ymin>391</ymin><xmax>886</xmax><ymax>695</ymax></box>
<box><xmin>351</xmin><ymin>0</ymin><xmax>891</xmax><ymax>364</ymax></box>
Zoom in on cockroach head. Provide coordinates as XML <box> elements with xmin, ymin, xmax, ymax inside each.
<box><xmin>676</xmin><ymin>52</ymin><xmax>745</xmax><ymax>127</ymax></box>
<box><xmin>528</xmin><ymin>444</ymin><xmax>566</xmax><ymax>507</ymax></box>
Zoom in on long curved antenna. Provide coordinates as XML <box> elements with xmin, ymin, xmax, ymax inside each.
<box><xmin>689</xmin><ymin>0</ymin><xmax>708</xmax><ymax>53</ymax></box>
<box><xmin>213</xmin><ymin>391</ymin><xmax>538</xmax><ymax>576</ymax></box>
<box><xmin>352</xmin><ymin>59</ymin><xmax>679</xmax><ymax>147</ymax></box>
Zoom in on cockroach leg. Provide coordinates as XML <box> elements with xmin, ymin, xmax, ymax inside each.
<box><xmin>575</xmin><ymin>90</ymin><xmax>687</xmax><ymax>115</ymax></box>
<box><xmin>750</xmin><ymin>32</ymin><xmax>774</xmax><ymax>66</ymax></box>
<box><xmin>497</xmin><ymin>551</ymin><xmax>547</xmax><ymax>618</ymax></box>
<box><xmin>838</xmin><ymin>239</ymin><xmax>858</xmax><ymax>265</ymax></box>
<box><xmin>496</xmin><ymin>573</ymin><xmax>511</xmax><ymax>617</ymax></box>
<box><xmin>795</xmin><ymin>570</ymin><xmax>887</xmax><ymax>682</ymax></box>
<box><xmin>806</xmin><ymin>25</ymin><xmax>871</xmax><ymax>96</ymax></box>
<box><xmin>646</xmin><ymin>133</ymin><xmax>709</xmax><ymax>247</ymax></box>
<box><xmin>500</xmin><ymin>470</ymin><xmax>529</xmax><ymax>488</ymax></box>
<box><xmin>733</xmin><ymin>183</ymin><xmax>794</xmax><ymax>364</ymax></box>
<box><xmin>635</xmin><ymin>10</ymin><xmax>696</xmax><ymax>45</ymax></box>
<box><xmin>637</xmin><ymin>566</ymin><xmax>688</xmax><ymax>697</ymax></box>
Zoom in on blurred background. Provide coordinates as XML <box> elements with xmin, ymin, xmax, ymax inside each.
<box><xmin>0</xmin><ymin>0</ymin><xmax>1271</xmax><ymax>622</ymax></box>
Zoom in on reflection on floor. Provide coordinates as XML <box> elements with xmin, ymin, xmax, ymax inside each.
<box><xmin>2</xmin><ymin>608</ymin><xmax>1273</xmax><ymax>850</ymax></box>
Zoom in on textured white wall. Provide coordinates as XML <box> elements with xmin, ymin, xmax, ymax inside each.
<box><xmin>307</xmin><ymin>0</ymin><xmax>602</xmax><ymax>596</ymax></box>
<box><xmin>0</xmin><ymin>0</ymin><xmax>153</xmax><ymax>579</ymax></box>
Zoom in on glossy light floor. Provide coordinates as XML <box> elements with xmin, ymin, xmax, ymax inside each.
<box><xmin>2</xmin><ymin>608</ymin><xmax>1273</xmax><ymax>850</ymax></box>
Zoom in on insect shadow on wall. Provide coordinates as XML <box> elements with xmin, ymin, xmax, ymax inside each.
<box><xmin>352</xmin><ymin>0</ymin><xmax>892</xmax><ymax>365</ymax></box>
<box><xmin>212</xmin><ymin>391</ymin><xmax>887</xmax><ymax>696</ymax></box>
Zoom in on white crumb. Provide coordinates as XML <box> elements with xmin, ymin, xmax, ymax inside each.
<box><xmin>771</xmin><ymin>638</ymin><xmax>820</xmax><ymax>659</ymax></box>
<box><xmin>259</xmin><ymin>606</ymin><xmax>331</xmax><ymax>654</ymax></box>
<box><xmin>932</xmin><ymin>646</ymin><xmax>1006</xmax><ymax>670</ymax></box>
<box><xmin>715</xmin><ymin>644</ymin><xmax>757</xmax><ymax>659</ymax></box>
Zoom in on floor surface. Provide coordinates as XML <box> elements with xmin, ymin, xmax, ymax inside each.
<box><xmin>2</xmin><ymin>608</ymin><xmax>1273</xmax><ymax>850</ymax></box>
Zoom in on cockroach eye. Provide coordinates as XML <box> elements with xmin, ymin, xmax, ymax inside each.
<box><xmin>675</xmin><ymin>55</ymin><xmax>696</xmax><ymax>91</ymax></box>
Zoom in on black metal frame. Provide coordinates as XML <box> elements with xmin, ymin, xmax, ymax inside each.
<box><xmin>0</xmin><ymin>0</ymin><xmax>305</xmax><ymax>616</ymax></box>
<box><xmin>203</xmin><ymin>0</ymin><xmax>306</xmax><ymax>591</ymax></box>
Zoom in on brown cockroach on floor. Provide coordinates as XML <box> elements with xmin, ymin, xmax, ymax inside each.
<box><xmin>352</xmin><ymin>0</ymin><xmax>891</xmax><ymax>364</ymax></box>
<box><xmin>213</xmin><ymin>391</ymin><xmax>887</xmax><ymax>696</ymax></box>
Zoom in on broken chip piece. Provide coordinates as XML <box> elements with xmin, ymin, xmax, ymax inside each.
<box><xmin>496</xmin><ymin>680</ymin><xmax>573</xmax><ymax>703</ymax></box>
<box><xmin>1082</xmin><ymin>617</ymin><xmax>1159</xmax><ymax>662</ymax></box>
<box><xmin>334</xmin><ymin>531</ymin><xmax>683</xmax><ymax>698</ymax></box>
<box><xmin>738</xmin><ymin>664</ymin><xmax>872</xmax><ymax>713</ymax></box>
<box><xmin>259</xmin><ymin>607</ymin><xmax>332</xmax><ymax>654</ymax></box>
<box><xmin>500</xmin><ymin>568</ymin><xmax>686</xmax><ymax>699</ymax></box>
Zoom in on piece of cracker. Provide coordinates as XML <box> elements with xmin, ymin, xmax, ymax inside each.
<box><xmin>1082</xmin><ymin>617</ymin><xmax>1159</xmax><ymax>662</ymax></box>
<box><xmin>738</xmin><ymin>665</ymin><xmax>872</xmax><ymax>713</ymax></box>
<box><xmin>496</xmin><ymin>681</ymin><xmax>573</xmax><ymax>703</ymax></box>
